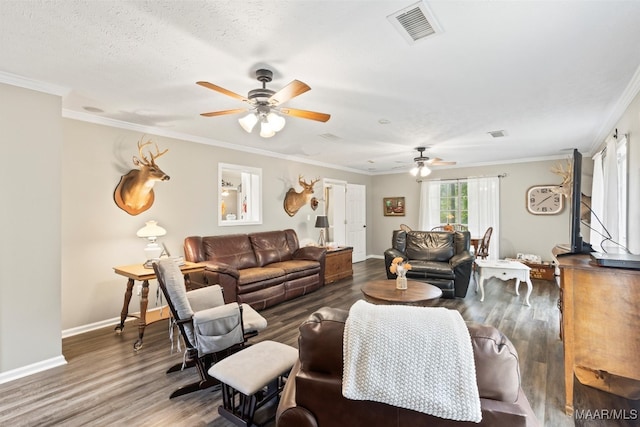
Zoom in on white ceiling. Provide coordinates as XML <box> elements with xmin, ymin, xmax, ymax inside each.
<box><xmin>2</xmin><ymin>0</ymin><xmax>640</xmax><ymax>174</ymax></box>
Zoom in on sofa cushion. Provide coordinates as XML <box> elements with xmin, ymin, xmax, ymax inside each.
<box><xmin>202</xmin><ymin>234</ymin><xmax>258</xmax><ymax>270</ymax></box>
<box><xmin>268</xmin><ymin>259</ymin><xmax>320</xmax><ymax>275</ymax></box>
<box><xmin>250</xmin><ymin>231</ymin><xmax>294</xmax><ymax>266</ymax></box>
<box><xmin>238</xmin><ymin>267</ymin><xmax>286</xmax><ymax>286</ymax></box>
<box><xmin>406</xmin><ymin>231</ymin><xmax>454</xmax><ymax>262</ymax></box>
<box><xmin>406</xmin><ymin>260</ymin><xmax>455</xmax><ymax>279</ymax></box>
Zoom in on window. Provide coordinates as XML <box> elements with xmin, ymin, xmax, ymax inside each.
<box><xmin>419</xmin><ymin>176</ymin><xmax>500</xmax><ymax>258</ymax></box>
<box><xmin>439</xmin><ymin>181</ymin><xmax>468</xmax><ymax>226</ymax></box>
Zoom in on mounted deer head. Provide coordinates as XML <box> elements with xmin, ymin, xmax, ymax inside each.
<box><xmin>113</xmin><ymin>140</ymin><xmax>170</xmax><ymax>215</ymax></box>
<box><xmin>550</xmin><ymin>158</ymin><xmax>592</xmax><ymax>222</ymax></box>
<box><xmin>550</xmin><ymin>159</ymin><xmax>572</xmax><ymax>198</ymax></box>
<box><xmin>284</xmin><ymin>175</ymin><xmax>320</xmax><ymax>217</ymax></box>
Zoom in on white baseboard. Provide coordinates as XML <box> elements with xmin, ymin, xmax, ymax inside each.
<box><xmin>61</xmin><ymin>306</ymin><xmax>166</xmax><ymax>338</ymax></box>
<box><xmin>367</xmin><ymin>254</ymin><xmax>383</xmax><ymax>259</ymax></box>
<box><xmin>61</xmin><ymin>316</ymin><xmax>122</xmax><ymax>338</ymax></box>
<box><xmin>0</xmin><ymin>355</ymin><xmax>67</xmax><ymax>385</ymax></box>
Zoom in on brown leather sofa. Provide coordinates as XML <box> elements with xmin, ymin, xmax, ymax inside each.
<box><xmin>384</xmin><ymin>230</ymin><xmax>474</xmax><ymax>298</ymax></box>
<box><xmin>276</xmin><ymin>307</ymin><xmax>540</xmax><ymax>427</ymax></box>
<box><xmin>183</xmin><ymin>229</ymin><xmax>325</xmax><ymax>310</ymax></box>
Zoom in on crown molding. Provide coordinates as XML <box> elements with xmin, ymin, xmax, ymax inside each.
<box><xmin>0</xmin><ymin>71</ymin><xmax>69</xmax><ymax>96</ymax></box>
<box><xmin>590</xmin><ymin>63</ymin><xmax>640</xmax><ymax>155</ymax></box>
<box><xmin>62</xmin><ymin>108</ymin><xmax>369</xmax><ymax>175</ymax></box>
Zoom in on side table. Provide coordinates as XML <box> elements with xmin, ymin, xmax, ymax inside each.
<box><xmin>474</xmin><ymin>259</ymin><xmax>532</xmax><ymax>306</ymax></box>
<box><xmin>113</xmin><ymin>261</ymin><xmax>205</xmax><ymax>350</ymax></box>
<box><xmin>324</xmin><ymin>246</ymin><xmax>353</xmax><ymax>284</ymax></box>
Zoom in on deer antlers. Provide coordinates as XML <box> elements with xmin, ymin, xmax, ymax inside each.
<box><xmin>550</xmin><ymin>159</ymin><xmax>572</xmax><ymax>197</ymax></box>
<box><xmin>136</xmin><ymin>140</ymin><xmax>168</xmax><ymax>165</ymax></box>
<box><xmin>299</xmin><ymin>175</ymin><xmax>320</xmax><ymax>188</ymax></box>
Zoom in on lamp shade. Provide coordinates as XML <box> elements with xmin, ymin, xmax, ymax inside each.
<box><xmin>315</xmin><ymin>215</ymin><xmax>329</xmax><ymax>228</ymax></box>
<box><xmin>238</xmin><ymin>113</ymin><xmax>258</xmax><ymax>133</ymax></box>
<box><xmin>267</xmin><ymin>112</ymin><xmax>286</xmax><ymax>132</ymax></box>
<box><xmin>136</xmin><ymin>220</ymin><xmax>167</xmax><ymax>239</ymax></box>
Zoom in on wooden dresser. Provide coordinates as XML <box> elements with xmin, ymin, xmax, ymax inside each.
<box><xmin>324</xmin><ymin>247</ymin><xmax>353</xmax><ymax>284</ymax></box>
<box><xmin>554</xmin><ymin>250</ymin><xmax>640</xmax><ymax>415</ymax></box>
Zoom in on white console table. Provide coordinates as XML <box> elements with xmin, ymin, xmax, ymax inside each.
<box><xmin>474</xmin><ymin>259</ymin><xmax>532</xmax><ymax>306</ymax></box>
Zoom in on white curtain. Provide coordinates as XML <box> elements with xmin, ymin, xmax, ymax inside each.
<box><xmin>590</xmin><ymin>150</ymin><xmax>605</xmax><ymax>250</ymax></box>
<box><xmin>591</xmin><ymin>136</ymin><xmax>627</xmax><ymax>252</ymax></box>
<box><xmin>419</xmin><ymin>177</ymin><xmax>500</xmax><ymax>259</ymax></box>
<box><xmin>468</xmin><ymin>177</ymin><xmax>500</xmax><ymax>259</ymax></box>
<box><xmin>418</xmin><ymin>181</ymin><xmax>441</xmax><ymax>230</ymax></box>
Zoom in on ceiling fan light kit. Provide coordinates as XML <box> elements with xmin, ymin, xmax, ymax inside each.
<box><xmin>198</xmin><ymin>68</ymin><xmax>330</xmax><ymax>138</ymax></box>
<box><xmin>410</xmin><ymin>163</ymin><xmax>431</xmax><ymax>177</ymax></box>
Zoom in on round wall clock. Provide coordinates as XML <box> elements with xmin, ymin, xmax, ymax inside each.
<box><xmin>526</xmin><ymin>185</ymin><xmax>563</xmax><ymax>215</ymax></box>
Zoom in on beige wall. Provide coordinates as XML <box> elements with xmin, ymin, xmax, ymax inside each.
<box><xmin>370</xmin><ymin>160</ymin><xmax>575</xmax><ymax>260</ymax></box>
<box><xmin>61</xmin><ymin>119</ymin><xmax>372</xmax><ymax>332</ymax></box>
<box><xmin>0</xmin><ymin>84</ymin><xmax>63</xmax><ymax>373</ymax></box>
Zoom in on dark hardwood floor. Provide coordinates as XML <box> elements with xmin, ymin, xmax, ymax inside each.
<box><xmin>1</xmin><ymin>259</ymin><xmax>637</xmax><ymax>426</ymax></box>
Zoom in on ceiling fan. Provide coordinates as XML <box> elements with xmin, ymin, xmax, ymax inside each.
<box><xmin>197</xmin><ymin>69</ymin><xmax>331</xmax><ymax>138</ymax></box>
<box><xmin>410</xmin><ymin>146</ymin><xmax>456</xmax><ymax>177</ymax></box>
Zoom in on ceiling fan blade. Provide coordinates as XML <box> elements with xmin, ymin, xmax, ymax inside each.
<box><xmin>428</xmin><ymin>158</ymin><xmax>457</xmax><ymax>166</ymax></box>
<box><xmin>200</xmin><ymin>108</ymin><xmax>248</xmax><ymax>117</ymax></box>
<box><xmin>196</xmin><ymin>81</ymin><xmax>249</xmax><ymax>102</ymax></box>
<box><xmin>268</xmin><ymin>80</ymin><xmax>311</xmax><ymax>105</ymax></box>
<box><xmin>279</xmin><ymin>107</ymin><xmax>331</xmax><ymax>122</ymax></box>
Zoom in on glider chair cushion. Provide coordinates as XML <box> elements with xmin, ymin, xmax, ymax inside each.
<box><xmin>153</xmin><ymin>258</ymin><xmax>267</xmax><ymax>398</ymax></box>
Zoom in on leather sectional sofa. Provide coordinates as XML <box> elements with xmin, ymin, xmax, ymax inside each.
<box><xmin>276</xmin><ymin>307</ymin><xmax>540</xmax><ymax>427</ymax></box>
<box><xmin>183</xmin><ymin>229</ymin><xmax>326</xmax><ymax>310</ymax></box>
<box><xmin>384</xmin><ymin>230</ymin><xmax>474</xmax><ymax>298</ymax></box>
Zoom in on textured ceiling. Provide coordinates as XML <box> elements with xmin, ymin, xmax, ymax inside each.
<box><xmin>2</xmin><ymin>0</ymin><xmax>640</xmax><ymax>174</ymax></box>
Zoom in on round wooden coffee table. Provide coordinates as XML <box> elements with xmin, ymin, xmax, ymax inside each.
<box><xmin>361</xmin><ymin>279</ymin><xmax>442</xmax><ymax>305</ymax></box>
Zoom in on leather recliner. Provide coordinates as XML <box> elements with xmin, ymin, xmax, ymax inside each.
<box><xmin>276</xmin><ymin>307</ymin><xmax>540</xmax><ymax>427</ymax></box>
<box><xmin>384</xmin><ymin>230</ymin><xmax>474</xmax><ymax>298</ymax></box>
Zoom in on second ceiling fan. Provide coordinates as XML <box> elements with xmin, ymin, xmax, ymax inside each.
<box><xmin>197</xmin><ymin>69</ymin><xmax>330</xmax><ymax>138</ymax></box>
<box><xmin>411</xmin><ymin>146</ymin><xmax>456</xmax><ymax>177</ymax></box>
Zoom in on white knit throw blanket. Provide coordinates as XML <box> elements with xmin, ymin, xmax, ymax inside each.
<box><xmin>342</xmin><ymin>300</ymin><xmax>482</xmax><ymax>423</ymax></box>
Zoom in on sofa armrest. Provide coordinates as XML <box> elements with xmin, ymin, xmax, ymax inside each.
<box><xmin>384</xmin><ymin>248</ymin><xmax>406</xmax><ymax>279</ymax></box>
<box><xmin>203</xmin><ymin>261</ymin><xmax>240</xmax><ymax>279</ymax></box>
<box><xmin>276</xmin><ymin>361</ymin><xmax>320</xmax><ymax>427</ymax></box>
<box><xmin>293</xmin><ymin>246</ymin><xmax>326</xmax><ymax>262</ymax></box>
<box><xmin>479</xmin><ymin>390</ymin><xmax>540</xmax><ymax>427</ymax></box>
<box><xmin>201</xmin><ymin>261</ymin><xmax>240</xmax><ymax>303</ymax></box>
<box><xmin>450</xmin><ymin>251</ymin><xmax>474</xmax><ymax>268</ymax></box>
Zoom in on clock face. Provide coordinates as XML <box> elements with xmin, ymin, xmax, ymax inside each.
<box><xmin>526</xmin><ymin>185</ymin><xmax>563</xmax><ymax>215</ymax></box>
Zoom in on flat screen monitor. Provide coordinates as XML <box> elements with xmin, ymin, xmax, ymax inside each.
<box><xmin>568</xmin><ymin>149</ymin><xmax>593</xmax><ymax>254</ymax></box>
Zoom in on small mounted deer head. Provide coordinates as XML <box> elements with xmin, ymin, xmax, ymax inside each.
<box><xmin>550</xmin><ymin>159</ymin><xmax>572</xmax><ymax>197</ymax></box>
<box><xmin>113</xmin><ymin>139</ymin><xmax>170</xmax><ymax>215</ymax></box>
<box><xmin>283</xmin><ymin>175</ymin><xmax>320</xmax><ymax>217</ymax></box>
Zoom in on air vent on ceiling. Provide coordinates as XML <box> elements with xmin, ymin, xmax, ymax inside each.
<box><xmin>387</xmin><ymin>1</ymin><xmax>442</xmax><ymax>44</ymax></box>
<box><xmin>488</xmin><ymin>130</ymin><xmax>507</xmax><ymax>138</ymax></box>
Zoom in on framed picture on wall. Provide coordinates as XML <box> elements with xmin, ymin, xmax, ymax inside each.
<box><xmin>383</xmin><ymin>197</ymin><xmax>405</xmax><ymax>216</ymax></box>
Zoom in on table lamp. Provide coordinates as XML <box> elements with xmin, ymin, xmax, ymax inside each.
<box><xmin>136</xmin><ymin>220</ymin><xmax>167</xmax><ymax>264</ymax></box>
<box><xmin>315</xmin><ymin>215</ymin><xmax>329</xmax><ymax>247</ymax></box>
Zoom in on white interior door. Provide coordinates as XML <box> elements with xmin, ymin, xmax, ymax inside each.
<box><xmin>346</xmin><ymin>183</ymin><xmax>366</xmax><ymax>262</ymax></box>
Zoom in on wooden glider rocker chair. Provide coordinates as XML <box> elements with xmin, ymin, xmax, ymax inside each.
<box><xmin>153</xmin><ymin>258</ymin><xmax>267</xmax><ymax>399</ymax></box>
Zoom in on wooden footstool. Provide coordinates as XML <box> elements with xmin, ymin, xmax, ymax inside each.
<box><xmin>208</xmin><ymin>340</ymin><xmax>298</xmax><ymax>427</ymax></box>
